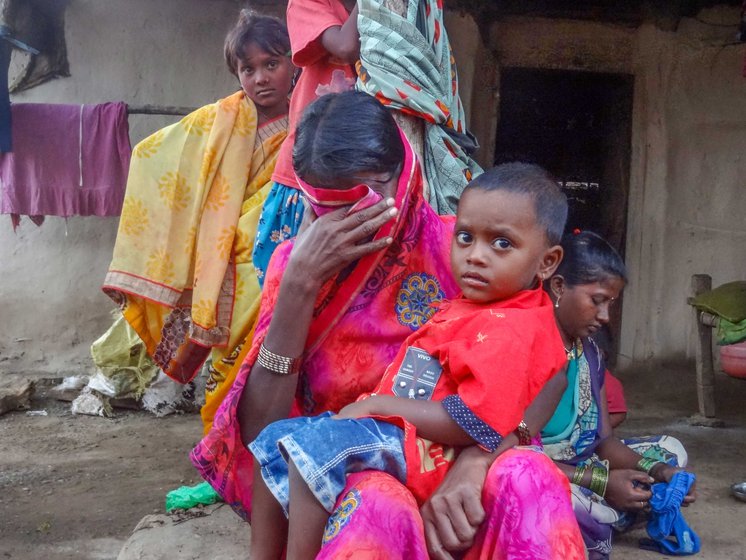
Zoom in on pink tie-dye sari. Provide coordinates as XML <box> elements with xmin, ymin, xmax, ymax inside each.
<box><xmin>319</xmin><ymin>449</ymin><xmax>585</xmax><ymax>560</ymax></box>
<box><xmin>190</xmin><ymin>135</ymin><xmax>585</xmax><ymax>558</ymax></box>
<box><xmin>190</xmin><ymin>133</ymin><xmax>458</xmax><ymax>515</ymax></box>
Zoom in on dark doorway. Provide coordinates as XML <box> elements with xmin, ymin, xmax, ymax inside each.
<box><xmin>494</xmin><ymin>68</ymin><xmax>634</xmax><ymax>360</ymax></box>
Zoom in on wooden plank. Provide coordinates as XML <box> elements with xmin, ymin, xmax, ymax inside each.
<box><xmin>127</xmin><ymin>104</ymin><xmax>197</xmax><ymax>116</ymax></box>
<box><xmin>699</xmin><ymin>312</ymin><xmax>719</xmax><ymax>328</ymax></box>
<box><xmin>691</xmin><ymin>274</ymin><xmax>716</xmax><ymax>417</ymax></box>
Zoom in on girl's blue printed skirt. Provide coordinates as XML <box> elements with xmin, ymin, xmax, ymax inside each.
<box><xmin>249</xmin><ymin>412</ymin><xmax>407</xmax><ymax>515</ymax></box>
<box><xmin>252</xmin><ymin>182</ymin><xmax>305</xmax><ymax>288</ymax></box>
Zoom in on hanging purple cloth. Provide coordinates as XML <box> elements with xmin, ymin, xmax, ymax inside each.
<box><xmin>0</xmin><ymin>102</ymin><xmax>131</xmax><ymax>219</ymax></box>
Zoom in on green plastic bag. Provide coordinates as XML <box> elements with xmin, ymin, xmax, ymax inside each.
<box><xmin>165</xmin><ymin>481</ymin><xmax>221</xmax><ymax>512</ymax></box>
<box><xmin>90</xmin><ymin>314</ymin><xmax>159</xmax><ymax>399</ymax></box>
<box><xmin>717</xmin><ymin>317</ymin><xmax>746</xmax><ymax>346</ymax></box>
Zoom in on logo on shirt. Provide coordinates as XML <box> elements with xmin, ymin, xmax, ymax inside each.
<box><xmin>392</xmin><ymin>346</ymin><xmax>443</xmax><ymax>400</ymax></box>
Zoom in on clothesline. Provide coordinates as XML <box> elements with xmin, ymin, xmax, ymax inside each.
<box><xmin>126</xmin><ymin>104</ymin><xmax>197</xmax><ymax>116</ymax></box>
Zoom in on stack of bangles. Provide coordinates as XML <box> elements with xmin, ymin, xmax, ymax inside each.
<box><xmin>571</xmin><ymin>464</ymin><xmax>609</xmax><ymax>497</ymax></box>
<box><xmin>636</xmin><ymin>456</ymin><xmax>664</xmax><ymax>477</ymax></box>
<box><xmin>257</xmin><ymin>343</ymin><xmax>303</xmax><ymax>376</ymax></box>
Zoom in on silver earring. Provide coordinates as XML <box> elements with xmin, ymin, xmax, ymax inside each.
<box><xmin>554</xmin><ymin>294</ymin><xmax>561</xmax><ymax>309</ymax></box>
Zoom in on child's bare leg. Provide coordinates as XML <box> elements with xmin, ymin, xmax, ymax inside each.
<box><xmin>250</xmin><ymin>460</ymin><xmax>288</xmax><ymax>560</ymax></box>
<box><xmin>286</xmin><ymin>460</ymin><xmax>329</xmax><ymax>560</ymax></box>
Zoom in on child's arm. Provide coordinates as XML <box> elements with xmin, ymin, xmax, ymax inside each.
<box><xmin>336</xmin><ymin>366</ymin><xmax>569</xmax><ymax>448</ymax></box>
<box><xmin>609</xmin><ymin>412</ymin><xmax>627</xmax><ymax>429</ymax></box>
<box><xmin>320</xmin><ymin>4</ymin><xmax>359</xmax><ymax>63</ymax></box>
<box><xmin>467</xmin><ymin>367</ymin><xmax>569</xmax><ymax>454</ymax></box>
<box><xmin>521</xmin><ymin>367</ymin><xmax>568</xmax><ymax>439</ymax></box>
<box><xmin>336</xmin><ymin>394</ymin><xmax>476</xmax><ymax>446</ymax></box>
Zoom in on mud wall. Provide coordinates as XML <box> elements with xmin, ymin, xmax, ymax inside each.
<box><xmin>0</xmin><ymin>0</ymin><xmax>253</xmax><ymax>375</ymax></box>
<box><xmin>624</xmin><ymin>11</ymin><xmax>746</xmax><ymax>365</ymax></box>
<box><xmin>2</xmin><ymin>2</ymin><xmax>744</xmax><ymax>374</ymax></box>
<box><xmin>460</xmin><ymin>6</ymin><xmax>746</xmax><ymax>366</ymax></box>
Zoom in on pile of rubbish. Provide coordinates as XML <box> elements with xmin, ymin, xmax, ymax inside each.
<box><xmin>55</xmin><ymin>315</ymin><xmax>204</xmax><ymax>418</ymax></box>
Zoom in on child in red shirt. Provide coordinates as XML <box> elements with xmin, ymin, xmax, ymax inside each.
<box><xmin>605</xmin><ymin>370</ymin><xmax>628</xmax><ymax>428</ymax></box>
<box><xmin>249</xmin><ymin>162</ymin><xmax>569</xmax><ymax>559</ymax></box>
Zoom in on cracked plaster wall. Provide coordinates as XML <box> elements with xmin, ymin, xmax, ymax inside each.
<box><xmin>0</xmin><ymin>0</ymin><xmax>256</xmax><ymax>374</ymax></box>
<box><xmin>2</xmin><ymin>2</ymin><xmax>744</xmax><ymax>375</ymax></box>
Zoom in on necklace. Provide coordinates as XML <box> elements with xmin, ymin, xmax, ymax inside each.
<box><xmin>564</xmin><ymin>339</ymin><xmax>579</xmax><ymax>361</ymax></box>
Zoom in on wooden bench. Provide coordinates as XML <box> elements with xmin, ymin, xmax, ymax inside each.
<box><xmin>688</xmin><ymin>274</ymin><xmax>719</xmax><ymax>418</ymax></box>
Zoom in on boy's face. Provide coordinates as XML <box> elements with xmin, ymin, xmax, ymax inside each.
<box><xmin>450</xmin><ymin>188</ymin><xmax>559</xmax><ymax>303</ymax></box>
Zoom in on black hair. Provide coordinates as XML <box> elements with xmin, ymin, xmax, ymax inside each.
<box><xmin>463</xmin><ymin>162</ymin><xmax>567</xmax><ymax>245</ymax></box>
<box><xmin>556</xmin><ymin>231</ymin><xmax>627</xmax><ymax>286</ymax></box>
<box><xmin>224</xmin><ymin>10</ymin><xmax>290</xmax><ymax>78</ymax></box>
<box><xmin>293</xmin><ymin>91</ymin><xmax>404</xmax><ymax>186</ymax></box>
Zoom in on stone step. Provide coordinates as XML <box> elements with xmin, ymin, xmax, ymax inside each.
<box><xmin>117</xmin><ymin>503</ymin><xmax>250</xmax><ymax>560</ymax></box>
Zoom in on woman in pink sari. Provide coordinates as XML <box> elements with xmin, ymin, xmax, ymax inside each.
<box><xmin>191</xmin><ymin>91</ymin><xmax>584</xmax><ymax>559</ymax></box>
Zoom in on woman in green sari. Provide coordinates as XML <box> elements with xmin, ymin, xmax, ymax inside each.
<box><xmin>542</xmin><ymin>231</ymin><xmax>696</xmax><ymax>559</ymax></box>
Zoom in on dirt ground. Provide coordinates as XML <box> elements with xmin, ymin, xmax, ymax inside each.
<box><xmin>1</xmin><ymin>362</ymin><xmax>746</xmax><ymax>560</ymax></box>
<box><xmin>0</xmin><ymin>377</ymin><xmax>203</xmax><ymax>560</ymax></box>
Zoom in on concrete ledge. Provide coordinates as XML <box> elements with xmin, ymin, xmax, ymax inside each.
<box><xmin>117</xmin><ymin>504</ymin><xmax>250</xmax><ymax>560</ymax></box>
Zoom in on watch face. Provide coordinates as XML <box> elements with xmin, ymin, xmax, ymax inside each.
<box><xmin>391</xmin><ymin>346</ymin><xmax>442</xmax><ymax>400</ymax></box>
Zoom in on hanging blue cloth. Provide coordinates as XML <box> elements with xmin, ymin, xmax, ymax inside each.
<box><xmin>641</xmin><ymin>471</ymin><xmax>700</xmax><ymax>555</ymax></box>
<box><xmin>0</xmin><ymin>41</ymin><xmax>11</xmax><ymax>153</ymax></box>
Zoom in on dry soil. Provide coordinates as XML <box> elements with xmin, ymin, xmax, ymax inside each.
<box><xmin>1</xmin><ymin>362</ymin><xmax>746</xmax><ymax>559</ymax></box>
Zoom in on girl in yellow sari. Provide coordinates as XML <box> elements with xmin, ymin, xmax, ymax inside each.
<box><xmin>103</xmin><ymin>11</ymin><xmax>294</xmax><ymax>431</ymax></box>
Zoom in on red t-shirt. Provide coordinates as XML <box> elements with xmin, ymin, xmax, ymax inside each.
<box><xmin>604</xmin><ymin>370</ymin><xmax>627</xmax><ymax>414</ymax></box>
<box><xmin>271</xmin><ymin>0</ymin><xmax>358</xmax><ymax>188</ymax></box>
<box><xmin>369</xmin><ymin>287</ymin><xmax>567</xmax><ymax>504</ymax></box>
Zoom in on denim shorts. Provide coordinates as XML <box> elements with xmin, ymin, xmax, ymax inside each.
<box><xmin>249</xmin><ymin>411</ymin><xmax>406</xmax><ymax>515</ymax></box>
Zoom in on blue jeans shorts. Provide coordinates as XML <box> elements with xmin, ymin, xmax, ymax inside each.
<box><xmin>249</xmin><ymin>411</ymin><xmax>406</xmax><ymax>515</ymax></box>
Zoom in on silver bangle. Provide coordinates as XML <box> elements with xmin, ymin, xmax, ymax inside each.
<box><xmin>257</xmin><ymin>343</ymin><xmax>302</xmax><ymax>376</ymax></box>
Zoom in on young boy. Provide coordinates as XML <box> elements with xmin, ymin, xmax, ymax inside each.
<box><xmin>249</xmin><ymin>163</ymin><xmax>569</xmax><ymax>560</ymax></box>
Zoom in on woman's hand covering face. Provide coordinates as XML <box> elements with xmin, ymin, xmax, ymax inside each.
<box><xmin>287</xmin><ymin>197</ymin><xmax>398</xmax><ymax>287</ymax></box>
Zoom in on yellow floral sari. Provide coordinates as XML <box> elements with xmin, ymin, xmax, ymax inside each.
<box><xmin>103</xmin><ymin>91</ymin><xmax>287</xmax><ymax>431</ymax></box>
